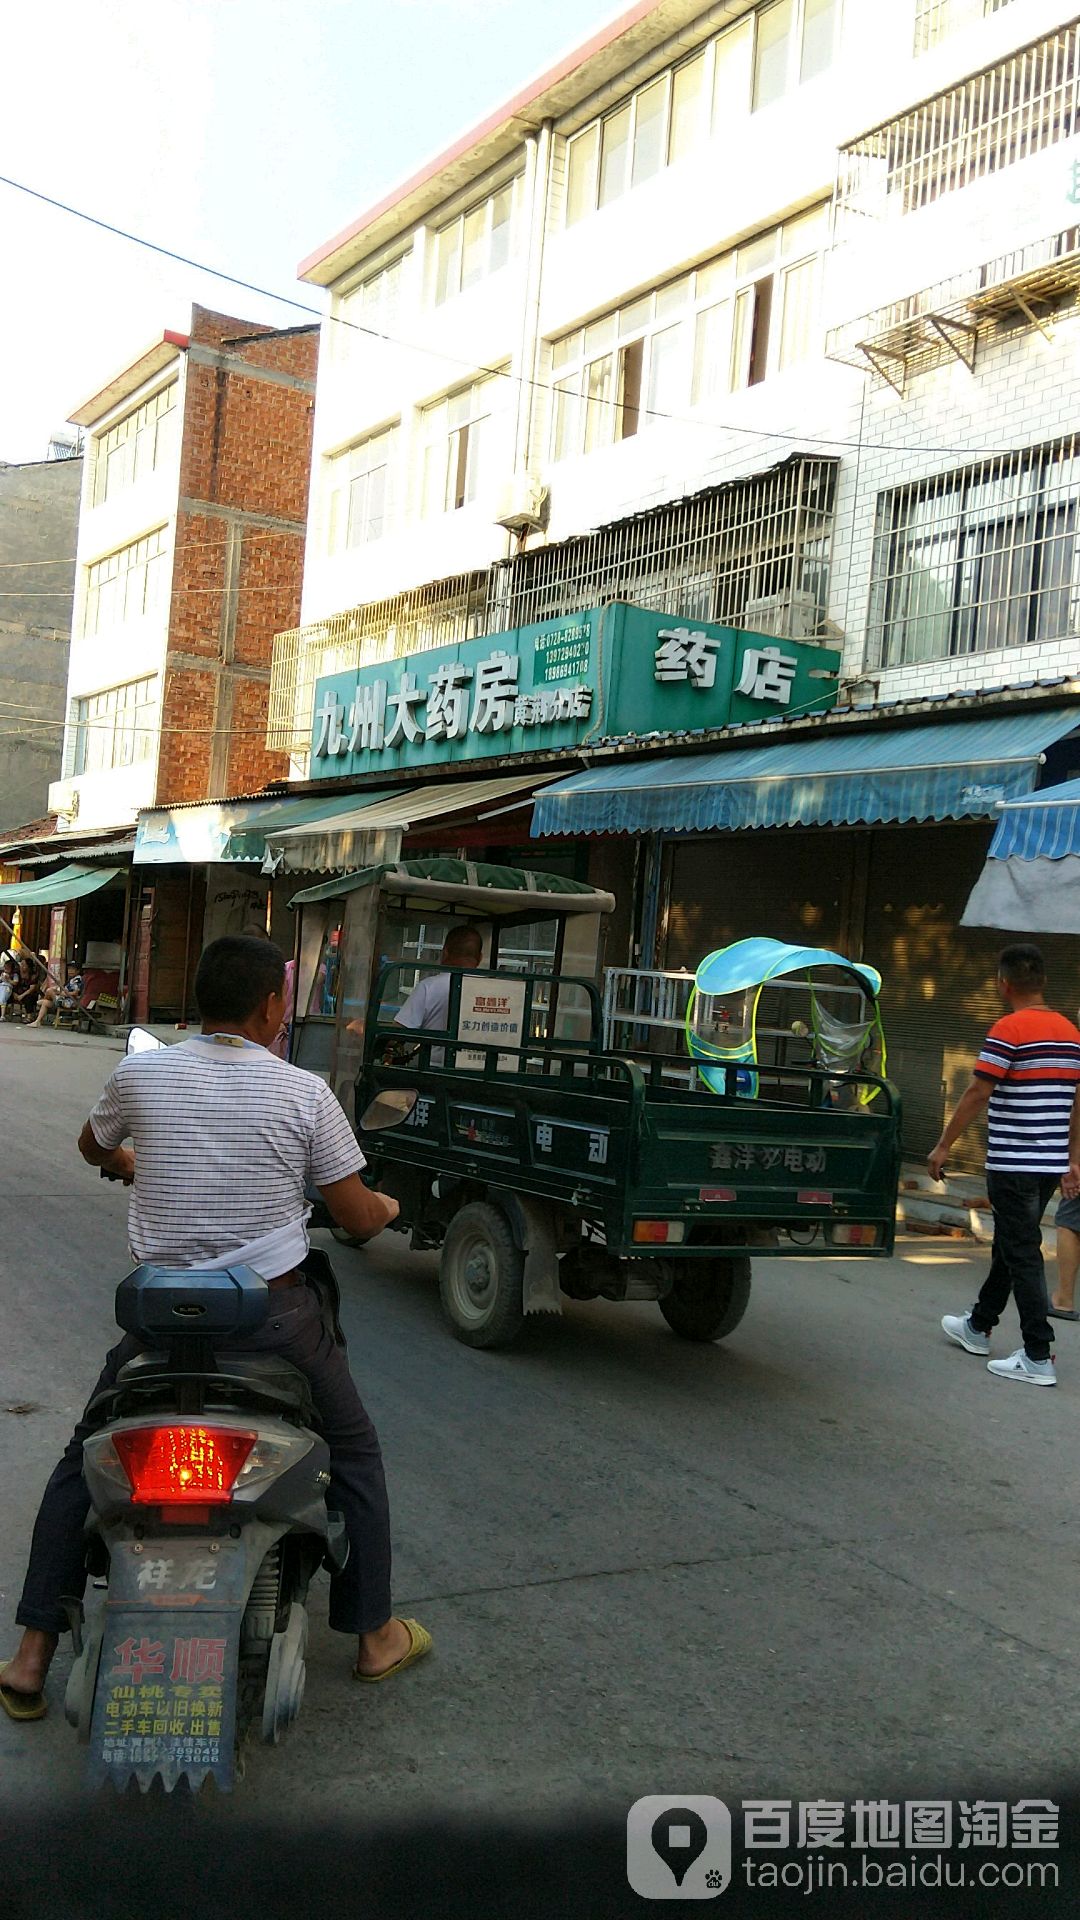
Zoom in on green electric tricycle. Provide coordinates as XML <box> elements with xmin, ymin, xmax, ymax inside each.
<box><xmin>288</xmin><ymin>858</ymin><xmax>901</xmax><ymax>1350</ymax></box>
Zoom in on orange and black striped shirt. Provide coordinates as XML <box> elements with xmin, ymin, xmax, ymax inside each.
<box><xmin>975</xmin><ymin>1007</ymin><xmax>1080</xmax><ymax>1173</ymax></box>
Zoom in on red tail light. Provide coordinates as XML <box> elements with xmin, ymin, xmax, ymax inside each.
<box><xmin>112</xmin><ymin>1425</ymin><xmax>256</xmax><ymax>1505</ymax></box>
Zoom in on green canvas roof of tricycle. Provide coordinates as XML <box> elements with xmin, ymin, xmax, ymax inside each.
<box><xmin>288</xmin><ymin>856</ymin><xmax>616</xmax><ymax>919</ymax></box>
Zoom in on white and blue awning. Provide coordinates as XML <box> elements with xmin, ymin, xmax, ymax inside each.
<box><xmin>982</xmin><ymin>775</ymin><xmax>1080</xmax><ymax>861</ymax></box>
<box><xmin>963</xmin><ymin>770</ymin><xmax>1080</xmax><ymax>933</ymax></box>
<box><xmin>532</xmin><ymin>711</ymin><xmax>1080</xmax><ymax>838</ymax></box>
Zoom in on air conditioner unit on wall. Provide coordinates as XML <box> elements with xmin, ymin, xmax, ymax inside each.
<box><xmin>743</xmin><ymin>591</ymin><xmax>821</xmax><ymax>642</ymax></box>
<box><xmin>47</xmin><ymin>779</ymin><xmax>80</xmax><ymax>821</ymax></box>
<box><xmin>495</xmin><ymin>476</ymin><xmax>549</xmax><ymax>534</ymax></box>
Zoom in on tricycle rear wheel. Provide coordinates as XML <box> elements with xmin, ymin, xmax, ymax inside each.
<box><xmin>658</xmin><ymin>1258</ymin><xmax>752</xmax><ymax>1342</ymax></box>
<box><xmin>439</xmin><ymin>1202</ymin><xmax>525</xmax><ymax>1349</ymax></box>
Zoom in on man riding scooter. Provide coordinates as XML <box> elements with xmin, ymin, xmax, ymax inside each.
<box><xmin>1</xmin><ymin>935</ymin><xmax>431</xmax><ymax>1720</ymax></box>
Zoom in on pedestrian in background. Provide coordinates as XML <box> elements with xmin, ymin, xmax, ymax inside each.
<box><xmin>929</xmin><ymin>943</ymin><xmax>1080</xmax><ymax>1386</ymax></box>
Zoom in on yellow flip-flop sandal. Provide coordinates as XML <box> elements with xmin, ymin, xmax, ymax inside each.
<box><xmin>0</xmin><ymin>1661</ymin><xmax>47</xmax><ymax>1721</ymax></box>
<box><xmin>353</xmin><ymin>1618</ymin><xmax>432</xmax><ymax>1683</ymax></box>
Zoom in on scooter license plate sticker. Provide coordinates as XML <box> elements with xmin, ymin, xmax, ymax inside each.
<box><xmin>797</xmin><ymin>1189</ymin><xmax>834</xmax><ymax>1206</ymax></box>
<box><xmin>699</xmin><ymin>1186</ymin><xmax>737</xmax><ymax>1203</ymax></box>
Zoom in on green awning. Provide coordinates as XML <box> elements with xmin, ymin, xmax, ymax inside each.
<box><xmin>0</xmin><ymin>863</ymin><xmax>123</xmax><ymax>907</ymax></box>
<box><xmin>288</xmin><ymin>857</ymin><xmax>615</xmax><ymax>918</ymax></box>
<box><xmin>220</xmin><ymin>791</ymin><xmax>401</xmax><ymax>864</ymax></box>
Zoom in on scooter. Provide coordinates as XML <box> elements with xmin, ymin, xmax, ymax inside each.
<box><xmin>64</xmin><ymin>1255</ymin><xmax>347</xmax><ymax>1791</ymax></box>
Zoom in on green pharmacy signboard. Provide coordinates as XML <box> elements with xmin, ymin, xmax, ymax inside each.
<box><xmin>310</xmin><ymin>603</ymin><xmax>841</xmax><ymax>778</ymax></box>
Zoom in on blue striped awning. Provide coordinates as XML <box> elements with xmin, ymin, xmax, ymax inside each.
<box><xmin>532</xmin><ymin>711</ymin><xmax>1080</xmax><ymax>837</ymax></box>
<box><xmin>987</xmin><ymin>775</ymin><xmax>1080</xmax><ymax>861</ymax></box>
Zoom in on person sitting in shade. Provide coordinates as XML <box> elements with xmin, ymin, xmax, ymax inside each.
<box><xmin>0</xmin><ymin>957</ymin><xmax>18</xmax><ymax>1019</ymax></box>
<box><xmin>32</xmin><ymin>959</ymin><xmax>85</xmax><ymax>1029</ymax></box>
<box><xmin>11</xmin><ymin>958</ymin><xmax>40</xmax><ymax>1022</ymax></box>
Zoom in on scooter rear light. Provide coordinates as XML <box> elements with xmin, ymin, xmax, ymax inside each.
<box><xmin>112</xmin><ymin>1425</ymin><xmax>256</xmax><ymax>1505</ymax></box>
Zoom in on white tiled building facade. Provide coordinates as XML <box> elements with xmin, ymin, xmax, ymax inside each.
<box><xmin>277</xmin><ymin>0</ymin><xmax>1080</xmax><ymax>757</ymax></box>
<box><xmin>54</xmin><ymin>340</ymin><xmax>186</xmax><ymax>832</ymax></box>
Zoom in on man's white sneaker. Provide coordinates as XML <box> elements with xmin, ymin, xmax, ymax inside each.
<box><xmin>941</xmin><ymin>1313</ymin><xmax>990</xmax><ymax>1356</ymax></box>
<box><xmin>986</xmin><ymin>1348</ymin><xmax>1057</xmax><ymax>1387</ymax></box>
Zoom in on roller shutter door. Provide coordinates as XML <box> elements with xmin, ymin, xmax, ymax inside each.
<box><xmin>862</xmin><ymin>823</ymin><xmax>1080</xmax><ymax>1167</ymax></box>
<box><xmin>665</xmin><ymin>830</ymin><xmax>858</xmax><ymax>972</ymax></box>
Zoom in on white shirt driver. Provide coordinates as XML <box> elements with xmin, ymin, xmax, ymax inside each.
<box><xmin>88</xmin><ymin>1034</ymin><xmax>364</xmax><ymax>1274</ymax></box>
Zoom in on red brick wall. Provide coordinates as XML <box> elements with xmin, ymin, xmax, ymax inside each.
<box><xmin>155</xmin><ymin>306</ymin><xmax>318</xmax><ymax>805</ymax></box>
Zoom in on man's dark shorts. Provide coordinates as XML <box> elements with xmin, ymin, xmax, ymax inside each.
<box><xmin>1057</xmin><ymin>1193</ymin><xmax>1080</xmax><ymax>1233</ymax></box>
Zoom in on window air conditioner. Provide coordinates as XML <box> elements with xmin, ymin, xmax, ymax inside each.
<box><xmin>494</xmin><ymin>476</ymin><xmax>549</xmax><ymax>534</ymax></box>
<box><xmin>48</xmin><ymin>779</ymin><xmax>80</xmax><ymax>821</ymax></box>
<box><xmin>743</xmin><ymin>591</ymin><xmax>821</xmax><ymax>642</ymax></box>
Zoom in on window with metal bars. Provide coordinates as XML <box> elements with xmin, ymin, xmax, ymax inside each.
<box><xmin>497</xmin><ymin>456</ymin><xmax>838</xmax><ymax>634</ymax></box>
<box><xmin>836</xmin><ymin>23</ymin><xmax>1080</xmax><ymax>229</ymax></box>
<box><xmin>868</xmin><ymin>438</ymin><xmax>1080</xmax><ymax>670</ymax></box>
<box><xmin>914</xmin><ymin>0</ymin><xmax>1019</xmax><ymax>57</ymax></box>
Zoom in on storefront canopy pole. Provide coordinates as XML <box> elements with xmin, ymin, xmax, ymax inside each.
<box><xmin>0</xmin><ymin>909</ymin><xmax>47</xmax><ymax>974</ymax></box>
<box><xmin>117</xmin><ymin>870</ymin><xmax>134</xmax><ymax>1011</ymax></box>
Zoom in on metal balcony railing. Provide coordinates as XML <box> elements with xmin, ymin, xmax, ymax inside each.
<box><xmin>914</xmin><ymin>0</ymin><xmax>1019</xmax><ymax>58</ymax></box>
<box><xmin>836</xmin><ymin>21</ymin><xmax>1080</xmax><ymax>233</ymax></box>
<box><xmin>826</xmin><ymin>223</ymin><xmax>1080</xmax><ymax>390</ymax></box>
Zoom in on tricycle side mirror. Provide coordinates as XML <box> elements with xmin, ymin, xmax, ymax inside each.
<box><xmin>126</xmin><ymin>1027</ymin><xmax>168</xmax><ymax>1055</ymax></box>
<box><xmin>358</xmin><ymin>1088</ymin><xmax>419</xmax><ymax>1133</ymax></box>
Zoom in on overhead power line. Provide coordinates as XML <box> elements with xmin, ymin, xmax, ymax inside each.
<box><xmin>0</xmin><ymin>172</ymin><xmax>1062</xmax><ymax>464</ymax></box>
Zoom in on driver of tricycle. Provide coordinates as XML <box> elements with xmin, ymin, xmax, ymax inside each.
<box><xmin>382</xmin><ymin>924</ymin><xmax>483</xmax><ymax>1064</ymax></box>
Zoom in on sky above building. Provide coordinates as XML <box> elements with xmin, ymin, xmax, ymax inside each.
<box><xmin>1</xmin><ymin>0</ymin><xmax>606</xmax><ymax>464</ymax></box>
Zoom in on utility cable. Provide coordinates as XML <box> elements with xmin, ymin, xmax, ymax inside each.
<box><xmin>0</xmin><ymin>171</ymin><xmax>1065</xmax><ymax>463</ymax></box>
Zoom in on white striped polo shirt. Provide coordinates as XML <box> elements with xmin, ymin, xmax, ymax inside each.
<box><xmin>974</xmin><ymin>1007</ymin><xmax>1080</xmax><ymax>1174</ymax></box>
<box><xmin>88</xmin><ymin>1034</ymin><xmax>364</xmax><ymax>1268</ymax></box>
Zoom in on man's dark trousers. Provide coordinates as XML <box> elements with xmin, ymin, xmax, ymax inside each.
<box><xmin>970</xmin><ymin>1171</ymin><xmax>1058</xmax><ymax>1362</ymax></box>
<box><xmin>16</xmin><ymin>1282</ymin><xmax>392</xmax><ymax>1638</ymax></box>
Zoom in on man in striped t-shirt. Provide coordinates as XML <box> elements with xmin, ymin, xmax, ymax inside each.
<box><xmin>931</xmin><ymin>943</ymin><xmax>1080</xmax><ymax>1386</ymax></box>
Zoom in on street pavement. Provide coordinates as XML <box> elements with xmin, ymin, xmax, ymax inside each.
<box><xmin>1</xmin><ymin>1022</ymin><xmax>1077</xmax><ymax>1824</ymax></box>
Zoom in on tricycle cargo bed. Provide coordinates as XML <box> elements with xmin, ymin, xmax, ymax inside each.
<box><xmin>357</xmin><ymin>1038</ymin><xmax>900</xmax><ymax>1260</ymax></box>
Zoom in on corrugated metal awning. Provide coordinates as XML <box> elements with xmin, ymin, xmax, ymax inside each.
<box><xmin>263</xmin><ymin>773</ymin><xmax>560</xmax><ymax>872</ymax></box>
<box><xmin>532</xmin><ymin>711</ymin><xmax>1080</xmax><ymax>837</ymax></box>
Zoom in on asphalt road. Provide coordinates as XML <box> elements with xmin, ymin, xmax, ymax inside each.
<box><xmin>1</xmin><ymin>1024</ymin><xmax>1077</xmax><ymax>1827</ymax></box>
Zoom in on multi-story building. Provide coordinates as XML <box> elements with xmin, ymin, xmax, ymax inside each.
<box><xmin>269</xmin><ymin>0</ymin><xmax>1080</xmax><ymax>1160</ymax></box>
<box><xmin>23</xmin><ymin>305</ymin><xmax>319</xmax><ymax>1017</ymax></box>
<box><xmin>0</xmin><ymin>452</ymin><xmax>82</xmax><ymax>832</ymax></box>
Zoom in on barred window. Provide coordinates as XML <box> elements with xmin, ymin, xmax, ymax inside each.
<box><xmin>914</xmin><ymin>0</ymin><xmax>1019</xmax><ymax>57</ymax></box>
<box><xmin>85</xmin><ymin>528</ymin><xmax>169</xmax><ymax>635</ymax></box>
<box><xmin>868</xmin><ymin>440</ymin><xmax>1080</xmax><ymax>670</ymax></box>
<box><xmin>92</xmin><ymin>383</ymin><xmax>178</xmax><ymax>507</ymax></box>
<box><xmin>502</xmin><ymin>456</ymin><xmax>837</xmax><ymax>634</ymax></box>
<box><xmin>837</xmin><ymin>25</ymin><xmax>1080</xmax><ymax>228</ymax></box>
<box><xmin>327</xmin><ymin>427</ymin><xmax>397</xmax><ymax>550</ymax></box>
<box><xmin>70</xmin><ymin>676</ymin><xmax>157</xmax><ymax>777</ymax></box>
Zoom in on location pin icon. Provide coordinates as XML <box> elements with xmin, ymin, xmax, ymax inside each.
<box><xmin>650</xmin><ymin>1806</ymin><xmax>709</xmax><ymax>1887</ymax></box>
